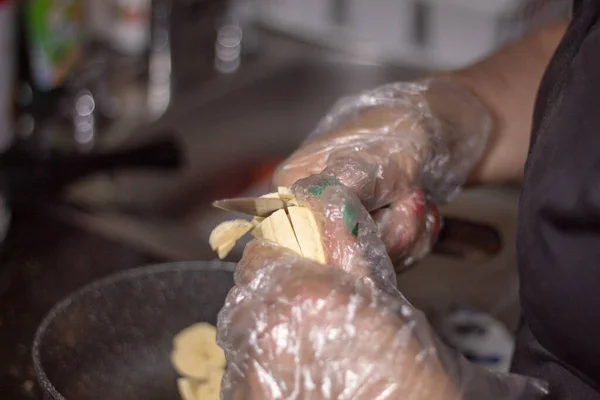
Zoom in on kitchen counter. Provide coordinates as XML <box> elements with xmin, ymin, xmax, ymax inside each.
<box><xmin>0</xmin><ymin>204</ymin><xmax>162</xmax><ymax>399</ymax></box>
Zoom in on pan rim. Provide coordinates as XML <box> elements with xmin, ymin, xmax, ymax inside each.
<box><xmin>31</xmin><ymin>260</ymin><xmax>236</xmax><ymax>400</ymax></box>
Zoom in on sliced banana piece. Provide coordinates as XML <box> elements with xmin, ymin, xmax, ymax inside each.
<box><xmin>259</xmin><ymin>209</ymin><xmax>302</xmax><ymax>256</ymax></box>
<box><xmin>174</xmin><ymin>323</ymin><xmax>218</xmax><ymax>350</ymax></box>
<box><xmin>277</xmin><ymin>186</ymin><xmax>295</xmax><ymax>201</ymax></box>
<box><xmin>172</xmin><ymin>323</ymin><xmax>226</xmax><ymax>400</ymax></box>
<box><xmin>215</xmin><ymin>240</ymin><xmax>236</xmax><ymax>260</ymax></box>
<box><xmin>209</xmin><ymin>220</ymin><xmax>254</xmax><ymax>250</ymax></box>
<box><xmin>209</xmin><ymin>220</ymin><xmax>255</xmax><ymax>259</ymax></box>
<box><xmin>210</xmin><ymin>187</ymin><xmax>326</xmax><ymax>264</ymax></box>
<box><xmin>259</xmin><ymin>192</ymin><xmax>281</xmax><ymax>199</ymax></box>
<box><xmin>287</xmin><ymin>206</ymin><xmax>327</xmax><ymax>264</ymax></box>
<box><xmin>171</xmin><ymin>349</ymin><xmax>211</xmax><ymax>379</ymax></box>
<box><xmin>171</xmin><ymin>323</ymin><xmax>226</xmax><ymax>379</ymax></box>
<box><xmin>196</xmin><ymin>369</ymin><xmax>222</xmax><ymax>400</ymax></box>
<box><xmin>177</xmin><ymin>378</ymin><xmax>199</xmax><ymax>400</ymax></box>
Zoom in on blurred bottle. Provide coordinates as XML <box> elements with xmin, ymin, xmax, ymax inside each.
<box><xmin>15</xmin><ymin>0</ymin><xmax>84</xmax><ymax>154</ymax></box>
<box><xmin>0</xmin><ymin>0</ymin><xmax>16</xmax><ymax>153</ymax></box>
<box><xmin>20</xmin><ymin>0</ymin><xmax>83</xmax><ymax>92</ymax></box>
<box><xmin>110</xmin><ymin>0</ymin><xmax>151</xmax><ymax>55</ymax></box>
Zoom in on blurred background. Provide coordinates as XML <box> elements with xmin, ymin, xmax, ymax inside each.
<box><xmin>0</xmin><ymin>0</ymin><xmax>571</xmax><ymax>398</ymax></box>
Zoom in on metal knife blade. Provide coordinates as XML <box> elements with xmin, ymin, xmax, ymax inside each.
<box><xmin>212</xmin><ymin>197</ymin><xmax>286</xmax><ymax>217</ymax></box>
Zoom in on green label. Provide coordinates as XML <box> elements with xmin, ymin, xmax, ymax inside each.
<box><xmin>26</xmin><ymin>0</ymin><xmax>82</xmax><ymax>90</ymax></box>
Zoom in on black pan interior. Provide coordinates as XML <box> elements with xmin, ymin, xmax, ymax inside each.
<box><xmin>32</xmin><ymin>261</ymin><xmax>235</xmax><ymax>400</ymax></box>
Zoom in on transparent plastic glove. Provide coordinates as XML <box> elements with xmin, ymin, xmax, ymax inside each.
<box><xmin>217</xmin><ymin>246</ymin><xmax>548</xmax><ymax>400</ymax></box>
<box><xmin>273</xmin><ymin>78</ymin><xmax>491</xmax><ymax>266</ymax></box>
<box><xmin>217</xmin><ymin>182</ymin><xmax>548</xmax><ymax>400</ymax></box>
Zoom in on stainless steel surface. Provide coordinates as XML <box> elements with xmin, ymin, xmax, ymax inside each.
<box><xmin>213</xmin><ymin>197</ymin><xmax>285</xmax><ymax>217</ymax></box>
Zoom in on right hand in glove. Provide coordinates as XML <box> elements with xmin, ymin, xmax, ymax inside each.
<box><xmin>273</xmin><ymin>78</ymin><xmax>493</xmax><ymax>266</ymax></box>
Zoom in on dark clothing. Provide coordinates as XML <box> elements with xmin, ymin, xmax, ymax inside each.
<box><xmin>512</xmin><ymin>0</ymin><xmax>600</xmax><ymax>398</ymax></box>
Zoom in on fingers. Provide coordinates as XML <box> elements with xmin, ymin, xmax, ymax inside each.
<box><xmin>276</xmin><ymin>142</ymin><xmax>417</xmax><ymax>212</ymax></box>
<box><xmin>234</xmin><ymin>240</ymin><xmax>303</xmax><ymax>286</ymax></box>
<box><xmin>371</xmin><ymin>189</ymin><xmax>441</xmax><ymax>265</ymax></box>
<box><xmin>272</xmin><ymin>146</ymin><xmax>328</xmax><ymax>189</ymax></box>
<box><xmin>220</xmin><ymin>262</ymin><xmax>455</xmax><ymax>399</ymax></box>
<box><xmin>220</xmin><ymin>261</ymin><xmax>548</xmax><ymax>400</ymax></box>
<box><xmin>273</xmin><ymin>105</ymin><xmax>431</xmax><ymax>209</ymax></box>
<box><xmin>290</xmin><ymin>175</ymin><xmax>398</xmax><ymax>293</ymax></box>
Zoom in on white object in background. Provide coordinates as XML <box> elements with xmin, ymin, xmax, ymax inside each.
<box><xmin>110</xmin><ymin>0</ymin><xmax>151</xmax><ymax>55</ymax></box>
<box><xmin>427</xmin><ymin>2</ymin><xmax>498</xmax><ymax>68</ymax></box>
<box><xmin>424</xmin><ymin>0</ymin><xmax>571</xmax><ymax>68</ymax></box>
<box><xmin>346</xmin><ymin>0</ymin><xmax>413</xmax><ymax>53</ymax></box>
<box><xmin>0</xmin><ymin>0</ymin><xmax>15</xmax><ymax>153</ymax></box>
<box><xmin>86</xmin><ymin>0</ymin><xmax>112</xmax><ymax>42</ymax></box>
<box><xmin>258</xmin><ymin>0</ymin><xmax>331</xmax><ymax>33</ymax></box>
<box><xmin>437</xmin><ymin>305</ymin><xmax>515</xmax><ymax>373</ymax></box>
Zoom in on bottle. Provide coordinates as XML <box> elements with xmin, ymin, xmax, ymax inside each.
<box><xmin>15</xmin><ymin>0</ymin><xmax>83</xmax><ymax>155</ymax></box>
<box><xmin>22</xmin><ymin>0</ymin><xmax>83</xmax><ymax>92</ymax></box>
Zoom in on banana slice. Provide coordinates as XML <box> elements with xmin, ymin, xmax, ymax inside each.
<box><xmin>174</xmin><ymin>323</ymin><xmax>218</xmax><ymax>350</ymax></box>
<box><xmin>287</xmin><ymin>206</ymin><xmax>327</xmax><ymax>264</ymax></box>
<box><xmin>171</xmin><ymin>349</ymin><xmax>211</xmax><ymax>379</ymax></box>
<box><xmin>172</xmin><ymin>323</ymin><xmax>226</xmax><ymax>400</ymax></box>
<box><xmin>196</xmin><ymin>369</ymin><xmax>222</xmax><ymax>400</ymax></box>
<box><xmin>215</xmin><ymin>240</ymin><xmax>236</xmax><ymax>260</ymax></box>
<box><xmin>259</xmin><ymin>209</ymin><xmax>302</xmax><ymax>256</ymax></box>
<box><xmin>209</xmin><ymin>220</ymin><xmax>254</xmax><ymax>250</ymax></box>
<box><xmin>177</xmin><ymin>378</ymin><xmax>199</xmax><ymax>400</ymax></box>
<box><xmin>277</xmin><ymin>186</ymin><xmax>295</xmax><ymax>201</ymax></box>
<box><xmin>210</xmin><ymin>187</ymin><xmax>327</xmax><ymax>264</ymax></box>
<box><xmin>171</xmin><ymin>323</ymin><xmax>226</xmax><ymax>379</ymax></box>
<box><xmin>209</xmin><ymin>220</ymin><xmax>255</xmax><ymax>259</ymax></box>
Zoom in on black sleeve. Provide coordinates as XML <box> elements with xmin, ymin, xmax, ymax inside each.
<box><xmin>512</xmin><ymin>1</ymin><xmax>600</xmax><ymax>398</ymax></box>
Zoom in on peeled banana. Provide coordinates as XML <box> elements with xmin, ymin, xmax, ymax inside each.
<box><xmin>209</xmin><ymin>187</ymin><xmax>327</xmax><ymax>264</ymax></box>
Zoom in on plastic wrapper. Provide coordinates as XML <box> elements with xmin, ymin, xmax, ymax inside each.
<box><xmin>217</xmin><ymin>181</ymin><xmax>548</xmax><ymax>399</ymax></box>
<box><xmin>273</xmin><ymin>78</ymin><xmax>492</xmax><ymax>267</ymax></box>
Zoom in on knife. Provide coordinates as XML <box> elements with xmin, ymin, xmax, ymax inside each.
<box><xmin>212</xmin><ymin>197</ymin><xmax>286</xmax><ymax>217</ymax></box>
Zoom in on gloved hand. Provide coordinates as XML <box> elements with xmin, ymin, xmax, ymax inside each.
<box><xmin>273</xmin><ymin>78</ymin><xmax>493</xmax><ymax>267</ymax></box>
<box><xmin>217</xmin><ymin>180</ymin><xmax>548</xmax><ymax>400</ymax></box>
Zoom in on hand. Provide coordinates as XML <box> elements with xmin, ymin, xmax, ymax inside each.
<box><xmin>273</xmin><ymin>79</ymin><xmax>492</xmax><ymax>266</ymax></box>
<box><xmin>217</xmin><ymin>183</ymin><xmax>547</xmax><ymax>400</ymax></box>
<box><xmin>219</xmin><ymin>241</ymin><xmax>459</xmax><ymax>400</ymax></box>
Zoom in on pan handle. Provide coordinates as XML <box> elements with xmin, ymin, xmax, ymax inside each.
<box><xmin>4</xmin><ymin>133</ymin><xmax>183</xmax><ymax>200</ymax></box>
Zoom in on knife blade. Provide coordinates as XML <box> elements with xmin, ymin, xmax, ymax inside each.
<box><xmin>212</xmin><ymin>197</ymin><xmax>286</xmax><ymax>217</ymax></box>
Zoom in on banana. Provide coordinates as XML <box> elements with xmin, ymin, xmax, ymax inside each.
<box><xmin>209</xmin><ymin>187</ymin><xmax>326</xmax><ymax>263</ymax></box>
<box><xmin>177</xmin><ymin>378</ymin><xmax>199</xmax><ymax>400</ymax></box>
<box><xmin>171</xmin><ymin>323</ymin><xmax>226</xmax><ymax>379</ymax></box>
<box><xmin>195</xmin><ymin>369</ymin><xmax>222</xmax><ymax>400</ymax></box>
<box><xmin>209</xmin><ymin>220</ymin><xmax>255</xmax><ymax>259</ymax></box>
<box><xmin>172</xmin><ymin>323</ymin><xmax>226</xmax><ymax>400</ymax></box>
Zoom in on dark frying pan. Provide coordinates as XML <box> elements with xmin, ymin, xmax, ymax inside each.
<box><xmin>32</xmin><ymin>261</ymin><xmax>235</xmax><ymax>400</ymax></box>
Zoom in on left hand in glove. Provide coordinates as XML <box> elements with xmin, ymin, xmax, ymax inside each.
<box><xmin>217</xmin><ymin>181</ymin><xmax>547</xmax><ymax>400</ymax></box>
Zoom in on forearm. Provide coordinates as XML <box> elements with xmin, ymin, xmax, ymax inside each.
<box><xmin>439</xmin><ymin>20</ymin><xmax>569</xmax><ymax>185</ymax></box>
